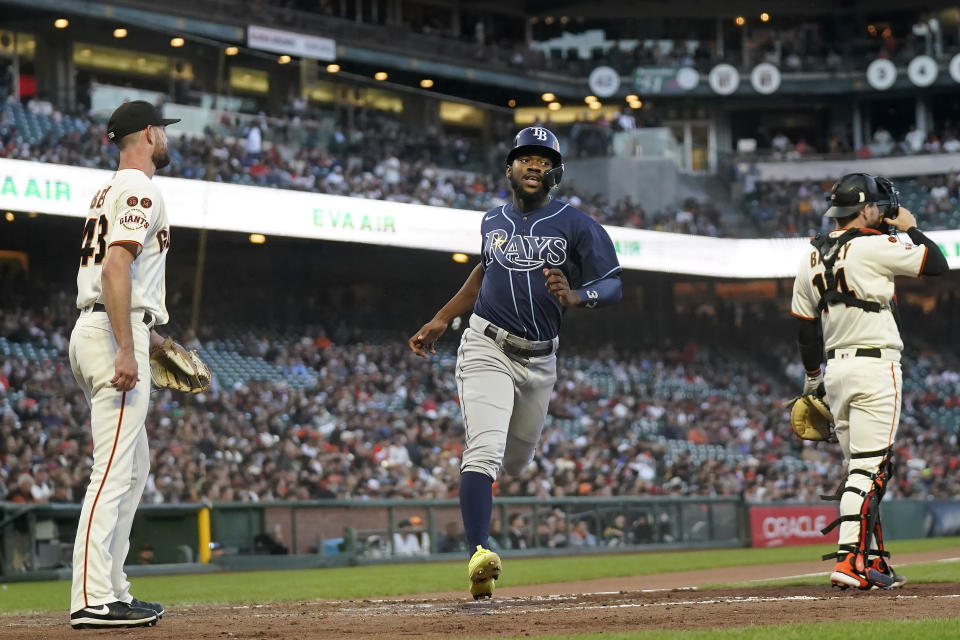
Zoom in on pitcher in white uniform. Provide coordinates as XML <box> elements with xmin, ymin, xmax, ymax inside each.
<box><xmin>790</xmin><ymin>173</ymin><xmax>948</xmax><ymax>590</ymax></box>
<box><xmin>68</xmin><ymin>101</ymin><xmax>180</xmax><ymax>629</ymax></box>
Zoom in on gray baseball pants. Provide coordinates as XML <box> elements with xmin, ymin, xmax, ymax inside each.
<box><xmin>456</xmin><ymin>314</ymin><xmax>558</xmax><ymax>480</ymax></box>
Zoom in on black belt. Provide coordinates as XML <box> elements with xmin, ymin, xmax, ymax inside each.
<box><xmin>90</xmin><ymin>302</ymin><xmax>153</xmax><ymax>326</ymax></box>
<box><xmin>483</xmin><ymin>325</ymin><xmax>554</xmax><ymax>358</ymax></box>
<box><xmin>826</xmin><ymin>348</ymin><xmax>881</xmax><ymax>359</ymax></box>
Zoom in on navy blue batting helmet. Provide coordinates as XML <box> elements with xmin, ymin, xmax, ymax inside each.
<box><xmin>506</xmin><ymin>126</ymin><xmax>564</xmax><ymax>188</ymax></box>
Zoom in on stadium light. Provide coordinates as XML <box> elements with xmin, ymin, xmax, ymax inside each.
<box><xmin>374</xmin><ymin>71</ymin><xmax>388</xmax><ymax>81</ymax></box>
<box><xmin>54</xmin><ymin>18</ymin><xmax>69</xmax><ymax>29</ymax></box>
<box><xmin>4</xmin><ymin>212</ymin><xmax>13</xmax><ymax>222</ymax></box>
<box><xmin>545</xmin><ymin>16</ymin><xmax>554</xmax><ymax>25</ymax></box>
<box><xmin>249</xmin><ymin>234</ymin><xmax>266</xmax><ymax>244</ymax></box>
<box><xmin>760</xmin><ymin>12</ymin><xmax>771</xmax><ymax>22</ymax></box>
<box><xmin>629</xmin><ymin>100</ymin><xmax>643</xmax><ymax>109</ymax></box>
<box><xmin>170</xmin><ymin>37</ymin><xmax>185</xmax><ymax>48</ymax></box>
<box><xmin>452</xmin><ymin>253</ymin><xmax>469</xmax><ymax>263</ymax></box>
<box><xmin>224</xmin><ymin>46</ymin><xmax>239</xmax><ymax>56</ymax></box>
<box><xmin>278</xmin><ymin>55</ymin><xmax>292</xmax><ymax>64</ymax></box>
<box><xmin>326</xmin><ymin>63</ymin><xmax>340</xmax><ymax>73</ymax></box>
<box><xmin>625</xmin><ymin>94</ymin><xmax>638</xmax><ymax>102</ymax></box>
<box><xmin>113</xmin><ymin>28</ymin><xmax>128</xmax><ymax>38</ymax></box>
<box><xmin>589</xmin><ymin>101</ymin><xmax>602</xmax><ymax>110</ymax></box>
<box><xmin>420</xmin><ymin>78</ymin><xmax>434</xmax><ymax>88</ymax></box>
<box><xmin>507</xmin><ymin>99</ymin><xmax>517</xmax><ymax>108</ymax></box>
<box><xmin>541</xmin><ymin>92</ymin><xmax>556</xmax><ymax>102</ymax></box>
<box><xmin>584</xmin><ymin>95</ymin><xmax>598</xmax><ymax>104</ymax></box>
<box><xmin>548</xmin><ymin>102</ymin><xmax>561</xmax><ymax>111</ymax></box>
<box><xmin>734</xmin><ymin>16</ymin><xmax>745</xmax><ymax>27</ymax></box>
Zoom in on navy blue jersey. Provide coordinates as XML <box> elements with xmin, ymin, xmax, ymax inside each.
<box><xmin>473</xmin><ymin>199</ymin><xmax>622</xmax><ymax>341</ymax></box>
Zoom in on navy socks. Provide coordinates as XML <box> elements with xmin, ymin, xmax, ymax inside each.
<box><xmin>459</xmin><ymin>471</ymin><xmax>494</xmax><ymax>550</ymax></box>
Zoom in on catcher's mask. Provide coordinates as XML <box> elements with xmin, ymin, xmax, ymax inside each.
<box><xmin>874</xmin><ymin>176</ymin><xmax>901</xmax><ymax>219</ymax></box>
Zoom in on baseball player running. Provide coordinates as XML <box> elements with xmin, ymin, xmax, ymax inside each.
<box><xmin>790</xmin><ymin>173</ymin><xmax>947</xmax><ymax>590</ymax></box>
<box><xmin>408</xmin><ymin>126</ymin><xmax>622</xmax><ymax>599</ymax></box>
<box><xmin>68</xmin><ymin>101</ymin><xmax>179</xmax><ymax>628</ymax></box>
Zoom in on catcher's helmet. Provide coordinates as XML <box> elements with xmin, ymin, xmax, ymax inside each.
<box><xmin>825</xmin><ymin>173</ymin><xmax>900</xmax><ymax>218</ymax></box>
<box><xmin>506</xmin><ymin>126</ymin><xmax>564</xmax><ymax>188</ymax></box>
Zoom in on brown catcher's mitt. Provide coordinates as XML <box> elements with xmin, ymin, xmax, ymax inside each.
<box><xmin>787</xmin><ymin>394</ymin><xmax>836</xmax><ymax>442</ymax></box>
<box><xmin>149</xmin><ymin>337</ymin><xmax>211</xmax><ymax>394</ymax></box>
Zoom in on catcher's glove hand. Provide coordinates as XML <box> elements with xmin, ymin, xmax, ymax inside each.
<box><xmin>786</xmin><ymin>394</ymin><xmax>836</xmax><ymax>442</ymax></box>
<box><xmin>149</xmin><ymin>337</ymin><xmax>211</xmax><ymax>394</ymax></box>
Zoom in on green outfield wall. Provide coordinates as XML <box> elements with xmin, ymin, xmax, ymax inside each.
<box><xmin>1</xmin><ymin>497</ymin><xmax>955</xmax><ymax>581</ymax></box>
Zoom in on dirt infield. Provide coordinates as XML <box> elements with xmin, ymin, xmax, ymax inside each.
<box><xmin>4</xmin><ymin>549</ymin><xmax>958</xmax><ymax>639</ymax></box>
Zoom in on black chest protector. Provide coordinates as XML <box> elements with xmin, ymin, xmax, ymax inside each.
<box><xmin>810</xmin><ymin>230</ymin><xmax>883</xmax><ymax>313</ymax></box>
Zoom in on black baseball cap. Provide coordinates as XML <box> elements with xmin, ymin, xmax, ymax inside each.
<box><xmin>106</xmin><ymin>100</ymin><xmax>180</xmax><ymax>143</ymax></box>
<box><xmin>824</xmin><ymin>173</ymin><xmax>876</xmax><ymax>218</ymax></box>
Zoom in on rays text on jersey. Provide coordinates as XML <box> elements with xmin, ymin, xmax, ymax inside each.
<box><xmin>483</xmin><ymin>229</ymin><xmax>567</xmax><ymax>271</ymax></box>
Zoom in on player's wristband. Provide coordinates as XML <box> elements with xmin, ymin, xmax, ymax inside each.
<box><xmin>575</xmin><ymin>276</ymin><xmax>622</xmax><ymax>309</ymax></box>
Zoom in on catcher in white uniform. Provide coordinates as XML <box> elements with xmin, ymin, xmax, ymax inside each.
<box><xmin>790</xmin><ymin>173</ymin><xmax>947</xmax><ymax>590</ymax></box>
<box><xmin>69</xmin><ymin>101</ymin><xmax>208</xmax><ymax>629</ymax></box>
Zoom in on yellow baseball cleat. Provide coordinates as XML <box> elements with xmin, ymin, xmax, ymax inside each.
<box><xmin>467</xmin><ymin>545</ymin><xmax>501</xmax><ymax>600</ymax></box>
<box><xmin>470</xmin><ymin>578</ymin><xmax>495</xmax><ymax>600</ymax></box>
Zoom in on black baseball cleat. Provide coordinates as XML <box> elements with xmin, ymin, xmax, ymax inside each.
<box><xmin>130</xmin><ymin>597</ymin><xmax>166</xmax><ymax>619</ymax></box>
<box><xmin>869</xmin><ymin>557</ymin><xmax>907</xmax><ymax>589</ymax></box>
<box><xmin>70</xmin><ymin>601</ymin><xmax>158</xmax><ymax>629</ymax></box>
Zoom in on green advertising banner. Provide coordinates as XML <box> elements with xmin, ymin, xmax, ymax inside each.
<box><xmin>2</xmin><ymin>158</ymin><xmax>958</xmax><ymax>278</ymax></box>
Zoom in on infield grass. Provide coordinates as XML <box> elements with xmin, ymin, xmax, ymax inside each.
<box><xmin>474</xmin><ymin>618</ymin><xmax>960</xmax><ymax>640</ymax></box>
<box><xmin>1</xmin><ymin>536</ymin><xmax>957</xmax><ymax>614</ymax></box>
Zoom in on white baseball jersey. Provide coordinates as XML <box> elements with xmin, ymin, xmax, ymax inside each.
<box><xmin>75</xmin><ymin>169</ymin><xmax>170</xmax><ymax>325</ymax></box>
<box><xmin>791</xmin><ymin>228</ymin><xmax>927</xmax><ymax>351</ymax></box>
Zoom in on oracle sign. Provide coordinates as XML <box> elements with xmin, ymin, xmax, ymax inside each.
<box><xmin>749</xmin><ymin>505</ymin><xmax>839</xmax><ymax>548</ymax></box>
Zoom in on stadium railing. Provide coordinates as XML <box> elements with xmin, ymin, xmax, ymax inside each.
<box><xmin>0</xmin><ymin>497</ymin><xmax>743</xmax><ymax>580</ymax></box>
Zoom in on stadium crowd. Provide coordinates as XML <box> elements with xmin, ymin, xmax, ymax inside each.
<box><xmin>741</xmin><ymin>172</ymin><xmax>960</xmax><ymax>237</ymax></box>
<box><xmin>2</xmin><ymin>7</ymin><xmax>959</xmax><ymax>563</ymax></box>
<box><xmin>14</xmin><ymin>93</ymin><xmax>960</xmax><ymax>241</ymax></box>
<box><xmin>8</xmin><ymin>93</ymin><xmax>960</xmax><ymax>240</ymax></box>
<box><xmin>0</xmin><ymin>98</ymin><xmax>728</xmax><ymax>236</ymax></box>
<box><xmin>2</xmin><ymin>292</ymin><xmax>958</xmax><ymax>514</ymax></box>
<box><xmin>740</xmin><ymin>124</ymin><xmax>960</xmax><ymax>161</ymax></box>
